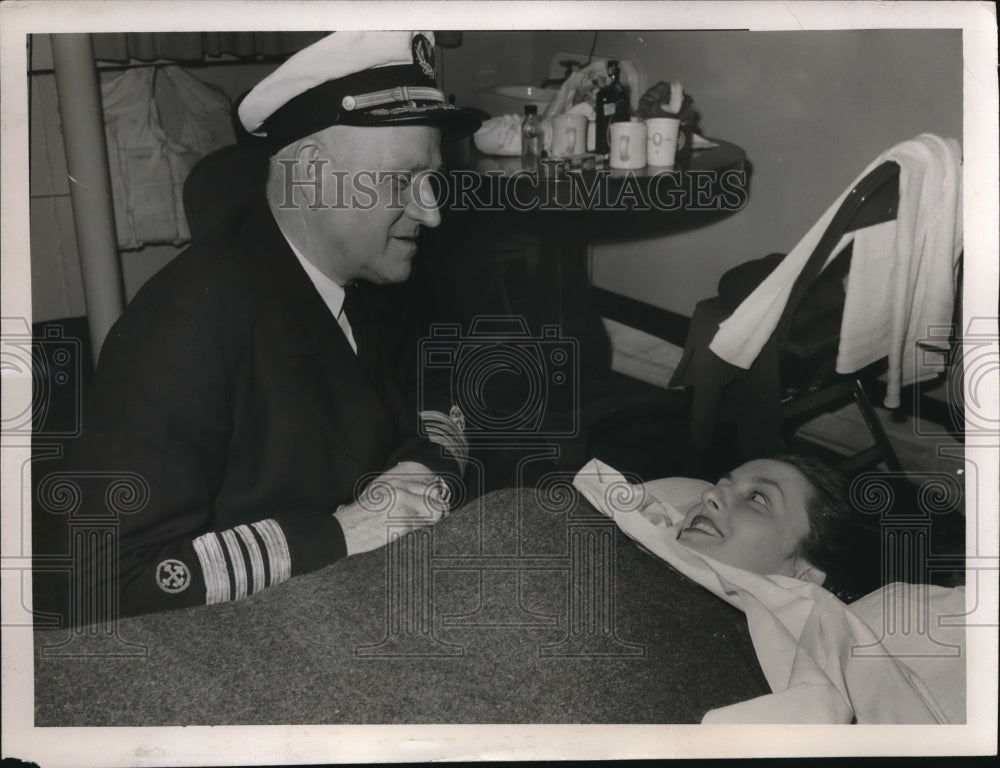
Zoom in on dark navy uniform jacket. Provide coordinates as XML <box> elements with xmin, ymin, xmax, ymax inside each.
<box><xmin>68</xmin><ymin>197</ymin><xmax>459</xmax><ymax>618</ymax></box>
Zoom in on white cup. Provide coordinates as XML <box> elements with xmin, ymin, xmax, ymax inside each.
<box><xmin>645</xmin><ymin>117</ymin><xmax>681</xmax><ymax>167</ymax></box>
<box><xmin>552</xmin><ymin>114</ymin><xmax>588</xmax><ymax>158</ymax></box>
<box><xmin>608</xmin><ymin>120</ymin><xmax>647</xmax><ymax>169</ymax></box>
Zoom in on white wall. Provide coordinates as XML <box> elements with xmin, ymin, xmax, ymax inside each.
<box><xmin>31</xmin><ymin>30</ymin><xmax>963</xmax><ymax>323</ymax></box>
<box><xmin>528</xmin><ymin>29</ymin><xmax>963</xmax><ymax>314</ymax></box>
<box><xmin>437</xmin><ymin>30</ymin><xmax>536</xmax><ymax>111</ymax></box>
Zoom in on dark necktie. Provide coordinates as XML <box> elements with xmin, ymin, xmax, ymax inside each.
<box><xmin>341</xmin><ymin>283</ymin><xmax>380</xmax><ymax>386</ymax></box>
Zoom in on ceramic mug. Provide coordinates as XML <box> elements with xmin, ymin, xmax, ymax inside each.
<box><xmin>608</xmin><ymin>120</ymin><xmax>647</xmax><ymax>169</ymax></box>
<box><xmin>552</xmin><ymin>113</ymin><xmax>588</xmax><ymax>158</ymax></box>
<box><xmin>646</xmin><ymin>117</ymin><xmax>681</xmax><ymax>167</ymax></box>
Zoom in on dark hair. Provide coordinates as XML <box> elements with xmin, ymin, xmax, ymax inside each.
<box><xmin>773</xmin><ymin>453</ymin><xmax>854</xmax><ymax>581</ymax></box>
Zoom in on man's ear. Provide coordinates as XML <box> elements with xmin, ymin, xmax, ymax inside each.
<box><xmin>284</xmin><ymin>139</ymin><xmax>326</xmax><ymax>208</ymax></box>
<box><xmin>295</xmin><ymin>139</ymin><xmax>323</xmax><ymax>166</ymax></box>
<box><xmin>793</xmin><ymin>558</ymin><xmax>826</xmax><ymax>586</ymax></box>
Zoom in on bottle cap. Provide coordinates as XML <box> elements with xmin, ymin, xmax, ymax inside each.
<box><xmin>524</xmin><ymin>104</ymin><xmax>538</xmax><ymax>115</ymax></box>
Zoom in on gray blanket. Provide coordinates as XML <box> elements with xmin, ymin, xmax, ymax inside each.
<box><xmin>34</xmin><ymin>488</ymin><xmax>768</xmax><ymax>724</ymax></box>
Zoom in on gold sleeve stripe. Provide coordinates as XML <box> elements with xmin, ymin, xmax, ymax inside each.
<box><xmin>419</xmin><ymin>409</ymin><xmax>469</xmax><ymax>473</ymax></box>
<box><xmin>193</xmin><ymin>531</ymin><xmax>230</xmax><ymax>604</ymax></box>
<box><xmin>252</xmin><ymin>519</ymin><xmax>291</xmax><ymax>586</ymax></box>
<box><xmin>235</xmin><ymin>524</ymin><xmax>266</xmax><ymax>594</ymax></box>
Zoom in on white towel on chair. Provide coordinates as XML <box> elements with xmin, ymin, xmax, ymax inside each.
<box><xmin>838</xmin><ymin>134</ymin><xmax>963</xmax><ymax>407</ymax></box>
<box><xmin>709</xmin><ymin>134</ymin><xmax>962</xmax><ymax>408</ymax></box>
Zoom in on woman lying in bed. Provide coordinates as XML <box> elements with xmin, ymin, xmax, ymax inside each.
<box><xmin>575</xmin><ymin>454</ymin><xmax>965</xmax><ymax>723</ymax></box>
<box><xmin>670</xmin><ymin>454</ymin><xmax>851</xmax><ymax>587</ymax></box>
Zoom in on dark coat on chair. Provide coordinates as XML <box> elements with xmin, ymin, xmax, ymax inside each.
<box><xmin>66</xmin><ymin>197</ymin><xmax>459</xmax><ymax>618</ymax></box>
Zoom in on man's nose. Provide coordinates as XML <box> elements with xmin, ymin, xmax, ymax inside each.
<box><xmin>406</xmin><ymin>173</ymin><xmax>442</xmax><ymax>229</ymax></box>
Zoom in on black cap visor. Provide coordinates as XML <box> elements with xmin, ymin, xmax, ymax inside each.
<box><xmin>342</xmin><ymin>102</ymin><xmax>482</xmax><ymax>138</ymax></box>
<box><xmin>262</xmin><ymin>63</ymin><xmax>482</xmax><ymax>151</ymax></box>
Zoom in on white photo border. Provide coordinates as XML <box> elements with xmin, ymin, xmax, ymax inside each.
<box><xmin>2</xmin><ymin>1</ymin><xmax>997</xmax><ymax>764</ymax></box>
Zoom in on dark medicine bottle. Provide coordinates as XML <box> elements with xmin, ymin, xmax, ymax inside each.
<box><xmin>595</xmin><ymin>60</ymin><xmax>630</xmax><ymax>156</ymax></box>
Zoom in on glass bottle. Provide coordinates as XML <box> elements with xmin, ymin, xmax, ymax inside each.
<box><xmin>521</xmin><ymin>104</ymin><xmax>542</xmax><ymax>171</ymax></box>
<box><xmin>595</xmin><ymin>60</ymin><xmax>631</xmax><ymax>156</ymax></box>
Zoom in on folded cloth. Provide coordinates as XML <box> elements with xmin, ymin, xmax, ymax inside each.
<box><xmin>472</xmin><ymin>113</ymin><xmax>554</xmax><ymax>156</ymax></box>
<box><xmin>573</xmin><ymin>458</ymin><xmax>959</xmax><ymax>724</ymax></box>
<box><xmin>473</xmin><ymin>113</ymin><xmax>526</xmax><ymax>156</ymax></box>
<box><xmin>564</xmin><ymin>100</ymin><xmax>595</xmax><ymax>121</ymax></box>
<box><xmin>709</xmin><ymin>133</ymin><xmax>962</xmax><ymax>408</ymax></box>
<box><xmin>542</xmin><ymin>59</ymin><xmax>611</xmax><ymax>120</ymax></box>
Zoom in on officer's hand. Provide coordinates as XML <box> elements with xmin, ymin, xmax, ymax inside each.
<box><xmin>334</xmin><ymin>461</ymin><xmax>451</xmax><ymax>556</ymax></box>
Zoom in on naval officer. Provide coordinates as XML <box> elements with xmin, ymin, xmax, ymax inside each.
<box><xmin>65</xmin><ymin>31</ymin><xmax>480</xmax><ymax>618</ymax></box>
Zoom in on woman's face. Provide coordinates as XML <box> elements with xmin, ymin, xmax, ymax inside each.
<box><xmin>676</xmin><ymin>459</ymin><xmax>817</xmax><ymax>579</ymax></box>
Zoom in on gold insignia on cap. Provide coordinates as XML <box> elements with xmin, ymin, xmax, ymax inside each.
<box><xmin>412</xmin><ymin>33</ymin><xmax>435</xmax><ymax>79</ymax></box>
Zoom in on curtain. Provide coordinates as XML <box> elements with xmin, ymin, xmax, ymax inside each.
<box><xmin>91</xmin><ymin>32</ymin><xmax>328</xmax><ymax>63</ymax></box>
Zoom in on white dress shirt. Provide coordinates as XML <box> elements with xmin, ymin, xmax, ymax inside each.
<box><xmin>282</xmin><ymin>236</ymin><xmax>357</xmax><ymax>355</ymax></box>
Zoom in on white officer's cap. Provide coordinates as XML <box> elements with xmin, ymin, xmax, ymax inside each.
<box><xmin>238</xmin><ymin>31</ymin><xmax>481</xmax><ymax>151</ymax></box>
